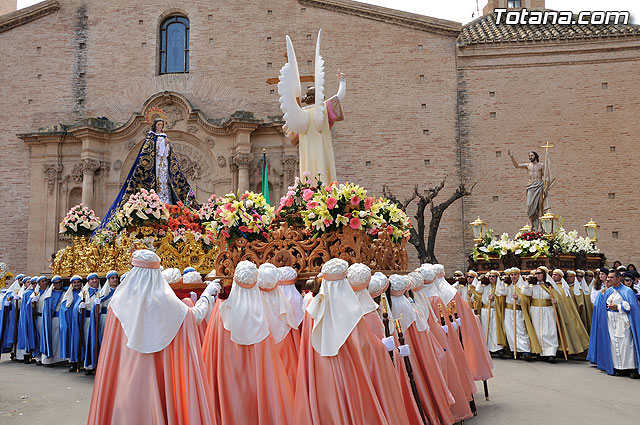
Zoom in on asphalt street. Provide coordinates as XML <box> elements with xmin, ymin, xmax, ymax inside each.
<box><xmin>0</xmin><ymin>356</ymin><xmax>638</xmax><ymax>424</ymax></box>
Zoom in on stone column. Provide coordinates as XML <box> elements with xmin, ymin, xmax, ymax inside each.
<box><xmin>233</xmin><ymin>153</ymin><xmax>253</xmax><ymax>193</ymax></box>
<box><xmin>80</xmin><ymin>159</ymin><xmax>100</xmax><ymax>208</ymax></box>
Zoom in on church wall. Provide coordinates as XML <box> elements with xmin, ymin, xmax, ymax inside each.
<box><xmin>1</xmin><ymin>0</ymin><xmax>465</xmax><ymax>274</ymax></box>
<box><xmin>9</xmin><ymin>0</ymin><xmax>639</xmax><ymax>274</ymax></box>
<box><xmin>0</xmin><ymin>2</ymin><xmax>77</xmax><ymax>272</ymax></box>
<box><xmin>457</xmin><ymin>39</ymin><xmax>640</xmax><ymax>267</ymax></box>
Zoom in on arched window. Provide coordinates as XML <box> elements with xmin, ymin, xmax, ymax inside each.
<box><xmin>160</xmin><ymin>15</ymin><xmax>189</xmax><ymax>74</ymax></box>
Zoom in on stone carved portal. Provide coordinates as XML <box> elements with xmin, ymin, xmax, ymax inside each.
<box><xmin>20</xmin><ymin>90</ymin><xmax>290</xmax><ymax>275</ymax></box>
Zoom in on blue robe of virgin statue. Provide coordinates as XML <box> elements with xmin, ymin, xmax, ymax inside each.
<box><xmin>96</xmin><ymin>130</ymin><xmax>196</xmax><ymax>232</ymax></box>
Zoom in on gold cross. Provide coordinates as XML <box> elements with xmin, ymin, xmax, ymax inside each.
<box><xmin>540</xmin><ymin>141</ymin><xmax>554</xmax><ymax>153</ymax></box>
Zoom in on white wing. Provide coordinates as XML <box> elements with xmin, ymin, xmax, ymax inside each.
<box><xmin>313</xmin><ymin>29</ymin><xmax>326</xmax><ymax>131</ymax></box>
<box><xmin>277</xmin><ymin>35</ymin><xmax>309</xmax><ymax>135</ymax></box>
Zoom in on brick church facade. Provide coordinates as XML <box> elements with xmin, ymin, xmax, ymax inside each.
<box><xmin>1</xmin><ymin>0</ymin><xmax>639</xmax><ymax>275</ymax></box>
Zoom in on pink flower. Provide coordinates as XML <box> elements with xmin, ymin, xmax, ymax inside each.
<box><xmin>349</xmin><ymin>217</ymin><xmax>361</xmax><ymax>229</ymax></box>
<box><xmin>364</xmin><ymin>197</ymin><xmax>374</xmax><ymax>210</ymax></box>
<box><xmin>307</xmin><ymin>201</ymin><xmax>319</xmax><ymax>209</ymax></box>
<box><xmin>326</xmin><ymin>196</ymin><xmax>337</xmax><ymax>209</ymax></box>
<box><xmin>221</xmin><ymin>229</ymin><xmax>230</xmax><ymax>238</ymax></box>
<box><xmin>387</xmin><ymin>226</ymin><xmax>394</xmax><ymax>235</ymax></box>
<box><xmin>303</xmin><ymin>171</ymin><xmax>311</xmax><ymax>177</ymax></box>
<box><xmin>287</xmin><ymin>191</ymin><xmax>295</xmax><ymax>197</ymax></box>
<box><xmin>302</xmin><ymin>189</ymin><xmax>314</xmax><ymax>201</ymax></box>
<box><xmin>323</xmin><ymin>218</ymin><xmax>333</xmax><ymax>227</ymax></box>
<box><xmin>350</xmin><ymin>195</ymin><xmax>361</xmax><ymax>206</ymax></box>
<box><xmin>285</xmin><ymin>197</ymin><xmax>294</xmax><ymax>207</ymax></box>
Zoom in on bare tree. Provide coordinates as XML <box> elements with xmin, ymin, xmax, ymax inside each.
<box><xmin>383</xmin><ymin>176</ymin><xmax>476</xmax><ymax>264</ymax></box>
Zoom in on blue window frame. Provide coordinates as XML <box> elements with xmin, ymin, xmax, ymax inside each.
<box><xmin>160</xmin><ymin>15</ymin><xmax>189</xmax><ymax>74</ymax></box>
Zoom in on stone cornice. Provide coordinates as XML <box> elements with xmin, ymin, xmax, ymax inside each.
<box><xmin>299</xmin><ymin>0</ymin><xmax>461</xmax><ymax>36</ymax></box>
<box><xmin>0</xmin><ymin>0</ymin><xmax>60</xmax><ymax>34</ymax></box>
<box><xmin>18</xmin><ymin>91</ymin><xmax>285</xmax><ymax>144</ymax></box>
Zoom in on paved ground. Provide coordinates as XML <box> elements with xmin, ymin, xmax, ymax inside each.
<box><xmin>0</xmin><ymin>356</ymin><xmax>638</xmax><ymax>424</ymax></box>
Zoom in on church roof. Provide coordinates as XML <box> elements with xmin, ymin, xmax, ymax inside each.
<box><xmin>458</xmin><ymin>11</ymin><xmax>640</xmax><ymax>47</ymax></box>
<box><xmin>300</xmin><ymin>0</ymin><xmax>461</xmax><ymax>36</ymax></box>
<box><xmin>0</xmin><ymin>0</ymin><xmax>59</xmax><ymax>34</ymax></box>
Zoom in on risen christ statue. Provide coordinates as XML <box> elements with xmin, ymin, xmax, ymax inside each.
<box><xmin>508</xmin><ymin>150</ymin><xmax>544</xmax><ymax>231</ymax></box>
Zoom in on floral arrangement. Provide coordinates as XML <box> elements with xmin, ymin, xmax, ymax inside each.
<box><xmin>473</xmin><ymin>226</ymin><xmax>598</xmax><ymax>262</ymax></box>
<box><xmin>114</xmin><ymin>189</ymin><xmax>170</xmax><ymax>230</ymax></box>
<box><xmin>551</xmin><ymin>228</ymin><xmax>600</xmax><ymax>255</ymax></box>
<box><xmin>166</xmin><ymin>202</ymin><xmax>204</xmax><ymax>235</ymax></box>
<box><xmin>299</xmin><ymin>181</ymin><xmax>375</xmax><ymax>234</ymax></box>
<box><xmin>367</xmin><ymin>199</ymin><xmax>412</xmax><ymax>243</ymax></box>
<box><xmin>516</xmin><ymin>231</ymin><xmax>544</xmax><ymax>241</ymax></box>
<box><xmin>277</xmin><ymin>173</ymin><xmax>319</xmax><ymax>226</ymax></box>
<box><xmin>92</xmin><ymin>228</ymin><xmax>118</xmax><ymax>246</ymax></box>
<box><xmin>276</xmin><ymin>175</ymin><xmax>411</xmax><ymax>242</ymax></box>
<box><xmin>59</xmin><ymin>204</ymin><xmax>101</xmax><ymax>237</ymax></box>
<box><xmin>208</xmin><ymin>191</ymin><xmax>275</xmax><ymax>243</ymax></box>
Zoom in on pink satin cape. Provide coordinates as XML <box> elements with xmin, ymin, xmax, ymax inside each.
<box><xmin>453</xmin><ymin>292</ymin><xmax>494</xmax><ymax>381</ymax></box>
<box><xmin>87</xmin><ymin>309</ymin><xmax>217</xmax><ymax>425</ymax></box>
<box><xmin>276</xmin><ymin>328</ymin><xmax>300</xmax><ymax>391</ymax></box>
<box><xmin>362</xmin><ymin>311</ymin><xmax>424</xmax><ymax>425</ymax></box>
<box><xmin>425</xmin><ymin>297</ymin><xmax>474</xmax><ymax>422</ymax></box>
<box><xmin>403</xmin><ymin>323</ymin><xmax>456</xmax><ymax>425</ymax></box>
<box><xmin>202</xmin><ymin>299</ymin><xmax>295</xmax><ymax>425</ymax></box>
<box><xmin>294</xmin><ymin>312</ymin><xmax>412</xmax><ymax>425</ymax></box>
<box><xmin>181</xmin><ymin>298</ymin><xmax>207</xmax><ymax>344</ymax></box>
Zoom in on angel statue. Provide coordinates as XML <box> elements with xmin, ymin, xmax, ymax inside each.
<box><xmin>95</xmin><ymin>109</ymin><xmax>196</xmax><ymax>232</ymax></box>
<box><xmin>278</xmin><ymin>29</ymin><xmax>346</xmax><ymax>185</ymax></box>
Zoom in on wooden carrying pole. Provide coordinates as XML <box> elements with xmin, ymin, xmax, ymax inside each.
<box><xmin>513</xmin><ymin>294</ymin><xmax>518</xmax><ymax>359</ymax></box>
<box><xmin>379</xmin><ymin>294</ymin><xmax>393</xmax><ymax>364</ymax></box>
<box><xmin>77</xmin><ymin>292</ymin><xmax>85</xmax><ymax>372</ymax></box>
<box><xmin>394</xmin><ymin>319</ymin><xmax>426</xmax><ymax>425</ymax></box>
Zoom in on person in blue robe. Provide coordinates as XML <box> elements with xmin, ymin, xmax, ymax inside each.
<box><xmin>68</xmin><ymin>275</ymin><xmax>88</xmax><ymax>372</ymax></box>
<box><xmin>95</xmin><ymin>118</ymin><xmax>196</xmax><ymax>233</ymax></box>
<box><xmin>587</xmin><ymin>269</ymin><xmax>640</xmax><ymax>378</ymax></box>
<box><xmin>32</xmin><ymin>276</ymin><xmax>51</xmax><ymax>366</ymax></box>
<box><xmin>60</xmin><ymin>275</ymin><xmax>82</xmax><ymax>362</ymax></box>
<box><xmin>0</xmin><ymin>274</ymin><xmax>24</xmax><ymax>356</ymax></box>
<box><xmin>84</xmin><ymin>270</ymin><xmax>119</xmax><ymax>375</ymax></box>
<box><xmin>17</xmin><ymin>277</ymin><xmax>39</xmax><ymax>363</ymax></box>
<box><xmin>41</xmin><ymin>276</ymin><xmax>65</xmax><ymax>366</ymax></box>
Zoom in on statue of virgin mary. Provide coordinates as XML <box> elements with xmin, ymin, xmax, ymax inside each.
<box><xmin>97</xmin><ymin>117</ymin><xmax>196</xmax><ymax>231</ymax></box>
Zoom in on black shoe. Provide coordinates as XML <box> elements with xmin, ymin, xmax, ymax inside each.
<box><xmin>84</xmin><ymin>369</ymin><xmax>95</xmax><ymax>376</ymax></box>
<box><xmin>523</xmin><ymin>353</ymin><xmax>533</xmax><ymax>362</ymax></box>
<box><xmin>10</xmin><ymin>353</ymin><xmax>16</xmax><ymax>361</ymax></box>
<box><xmin>548</xmin><ymin>356</ymin><xmax>556</xmax><ymax>364</ymax></box>
<box><xmin>68</xmin><ymin>365</ymin><xmax>78</xmax><ymax>372</ymax></box>
<box><xmin>629</xmin><ymin>372</ymin><xmax>640</xmax><ymax>379</ymax></box>
<box><xmin>498</xmin><ymin>350</ymin><xmax>506</xmax><ymax>359</ymax></box>
<box><xmin>36</xmin><ymin>360</ymin><xmax>42</xmax><ymax>366</ymax></box>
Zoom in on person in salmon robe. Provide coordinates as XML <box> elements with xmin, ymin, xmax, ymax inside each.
<box><xmin>347</xmin><ymin>264</ymin><xmax>424</xmax><ymax>425</ymax></box>
<box><xmin>421</xmin><ymin>264</ymin><xmax>494</xmax><ymax>383</ymax></box>
<box><xmin>258</xmin><ymin>263</ymin><xmax>300</xmax><ymax>390</ymax></box>
<box><xmin>87</xmin><ymin>250</ymin><xmax>220</xmax><ymax>425</ymax></box>
<box><xmin>278</xmin><ymin>266</ymin><xmax>304</xmax><ymax>329</ymax></box>
<box><xmin>202</xmin><ymin>260</ymin><xmax>295</xmax><ymax>425</ymax></box>
<box><xmin>294</xmin><ymin>258</ymin><xmax>412</xmax><ymax>425</ymax></box>
<box><xmin>388</xmin><ymin>273</ymin><xmax>457</xmax><ymax>425</ymax></box>
<box><xmin>409</xmin><ymin>268</ymin><xmax>475</xmax><ymax>422</ymax></box>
